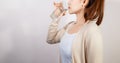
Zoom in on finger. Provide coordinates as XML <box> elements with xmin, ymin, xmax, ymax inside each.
<box><xmin>62</xmin><ymin>10</ymin><xmax>66</xmax><ymax>16</ymax></box>
<box><xmin>57</xmin><ymin>12</ymin><xmax>64</xmax><ymax>20</ymax></box>
<box><xmin>60</xmin><ymin>11</ymin><xmax>66</xmax><ymax>17</ymax></box>
<box><xmin>56</xmin><ymin>10</ymin><xmax>66</xmax><ymax>21</ymax></box>
<box><xmin>53</xmin><ymin>2</ymin><xmax>63</xmax><ymax>8</ymax></box>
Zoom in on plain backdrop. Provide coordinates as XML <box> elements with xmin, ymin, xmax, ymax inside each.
<box><xmin>0</xmin><ymin>0</ymin><xmax>120</xmax><ymax>63</ymax></box>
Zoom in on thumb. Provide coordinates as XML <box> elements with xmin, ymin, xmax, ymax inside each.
<box><xmin>56</xmin><ymin>10</ymin><xmax>66</xmax><ymax>21</ymax></box>
<box><xmin>61</xmin><ymin>10</ymin><xmax>66</xmax><ymax>16</ymax></box>
<box><xmin>57</xmin><ymin>11</ymin><xmax>65</xmax><ymax>20</ymax></box>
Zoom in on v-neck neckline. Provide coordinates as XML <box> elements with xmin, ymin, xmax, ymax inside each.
<box><xmin>66</xmin><ymin>21</ymin><xmax>89</xmax><ymax>35</ymax></box>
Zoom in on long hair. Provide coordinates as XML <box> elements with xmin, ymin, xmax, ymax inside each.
<box><xmin>84</xmin><ymin>0</ymin><xmax>105</xmax><ymax>26</ymax></box>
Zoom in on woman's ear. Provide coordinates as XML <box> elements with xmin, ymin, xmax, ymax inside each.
<box><xmin>83</xmin><ymin>0</ymin><xmax>89</xmax><ymax>7</ymax></box>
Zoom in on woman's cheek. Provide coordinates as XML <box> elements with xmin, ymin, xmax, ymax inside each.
<box><xmin>71</xmin><ymin>7</ymin><xmax>79</xmax><ymax>13</ymax></box>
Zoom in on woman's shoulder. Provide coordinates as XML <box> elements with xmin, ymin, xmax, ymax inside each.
<box><xmin>85</xmin><ymin>21</ymin><xmax>102</xmax><ymax>35</ymax></box>
<box><xmin>84</xmin><ymin>21</ymin><xmax>103</xmax><ymax>45</ymax></box>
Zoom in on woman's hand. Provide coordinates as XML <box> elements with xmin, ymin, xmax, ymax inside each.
<box><xmin>53</xmin><ymin>2</ymin><xmax>66</xmax><ymax>16</ymax></box>
<box><xmin>54</xmin><ymin>2</ymin><xmax>63</xmax><ymax>9</ymax></box>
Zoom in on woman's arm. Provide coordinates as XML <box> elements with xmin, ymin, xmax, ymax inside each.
<box><xmin>46</xmin><ymin>2</ymin><xmax>68</xmax><ymax>44</ymax></box>
<box><xmin>46</xmin><ymin>19</ymin><xmax>65</xmax><ymax>44</ymax></box>
<box><xmin>46</xmin><ymin>19</ymin><xmax>73</xmax><ymax>44</ymax></box>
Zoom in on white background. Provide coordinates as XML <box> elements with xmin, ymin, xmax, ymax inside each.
<box><xmin>0</xmin><ymin>0</ymin><xmax>120</xmax><ymax>63</ymax></box>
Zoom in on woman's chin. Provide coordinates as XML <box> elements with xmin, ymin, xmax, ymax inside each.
<box><xmin>68</xmin><ymin>10</ymin><xmax>74</xmax><ymax>14</ymax></box>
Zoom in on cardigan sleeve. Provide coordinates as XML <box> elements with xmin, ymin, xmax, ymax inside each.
<box><xmin>46</xmin><ymin>19</ymin><xmax>73</xmax><ymax>44</ymax></box>
<box><xmin>85</xmin><ymin>25</ymin><xmax>103</xmax><ymax>63</ymax></box>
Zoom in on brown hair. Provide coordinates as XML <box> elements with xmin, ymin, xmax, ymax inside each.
<box><xmin>84</xmin><ymin>0</ymin><xmax>105</xmax><ymax>26</ymax></box>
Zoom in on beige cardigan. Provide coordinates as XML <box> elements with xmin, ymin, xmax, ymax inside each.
<box><xmin>46</xmin><ymin>19</ymin><xmax>103</xmax><ymax>63</ymax></box>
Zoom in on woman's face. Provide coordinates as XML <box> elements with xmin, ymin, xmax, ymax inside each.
<box><xmin>68</xmin><ymin>0</ymin><xmax>84</xmax><ymax>14</ymax></box>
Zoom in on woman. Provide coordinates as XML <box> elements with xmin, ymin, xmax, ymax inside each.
<box><xmin>47</xmin><ymin>0</ymin><xmax>104</xmax><ymax>63</ymax></box>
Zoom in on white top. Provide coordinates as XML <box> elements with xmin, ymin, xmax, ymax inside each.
<box><xmin>47</xmin><ymin>21</ymin><xmax>103</xmax><ymax>63</ymax></box>
<box><xmin>59</xmin><ymin>24</ymin><xmax>77</xmax><ymax>63</ymax></box>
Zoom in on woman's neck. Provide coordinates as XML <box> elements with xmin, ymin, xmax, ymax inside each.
<box><xmin>75</xmin><ymin>9</ymin><xmax>86</xmax><ymax>26</ymax></box>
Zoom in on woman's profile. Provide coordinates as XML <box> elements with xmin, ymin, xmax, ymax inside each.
<box><xmin>47</xmin><ymin>0</ymin><xmax>104</xmax><ymax>63</ymax></box>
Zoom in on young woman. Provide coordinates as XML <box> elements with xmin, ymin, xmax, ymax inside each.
<box><xmin>47</xmin><ymin>0</ymin><xmax>104</xmax><ymax>63</ymax></box>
